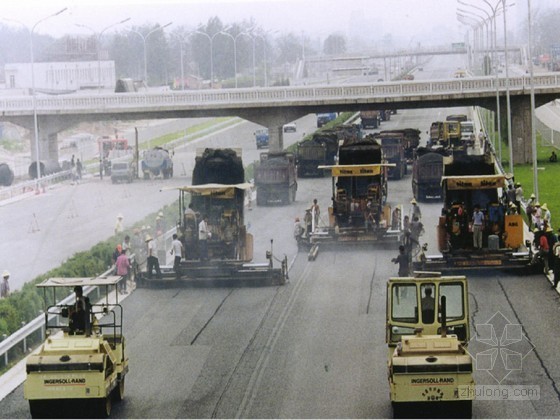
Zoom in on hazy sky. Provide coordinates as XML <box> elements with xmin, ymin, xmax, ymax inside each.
<box><xmin>0</xmin><ymin>0</ymin><xmax>553</xmax><ymax>48</ymax></box>
<box><xmin>0</xmin><ymin>0</ymin><xmax>465</xmax><ymax>44</ymax></box>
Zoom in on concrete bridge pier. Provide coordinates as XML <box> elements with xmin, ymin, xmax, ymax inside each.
<box><xmin>237</xmin><ymin>108</ymin><xmax>308</xmax><ymax>153</ymax></box>
<box><xmin>509</xmin><ymin>96</ymin><xmax>533</xmax><ymax>165</ymax></box>
<box><xmin>11</xmin><ymin>115</ymin><xmax>78</xmax><ymax>165</ymax></box>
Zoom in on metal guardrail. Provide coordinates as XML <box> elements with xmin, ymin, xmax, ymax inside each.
<box><xmin>0</xmin><ymin>170</ymin><xmax>72</xmax><ymax>202</ymax></box>
<box><xmin>0</xmin><ymin>74</ymin><xmax>559</xmax><ymax>115</ymax></box>
<box><xmin>0</xmin><ymin>261</ymin><xmax>127</xmax><ymax>368</ymax></box>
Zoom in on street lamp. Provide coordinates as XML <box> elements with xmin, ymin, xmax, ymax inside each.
<box><xmin>218</xmin><ymin>31</ymin><xmax>236</xmax><ymax>87</ymax></box>
<box><xmin>253</xmin><ymin>30</ymin><xmax>278</xmax><ymax>87</ymax></box>
<box><xmin>526</xmin><ymin>0</ymin><xmax>539</xmax><ymax>200</ymax></box>
<box><xmin>76</xmin><ymin>17</ymin><xmax>130</xmax><ymax>93</ymax></box>
<box><xmin>457</xmin><ymin>0</ymin><xmax>513</xmax><ymax>164</ymax></box>
<box><xmin>195</xmin><ymin>26</ymin><xmax>230</xmax><ymax>88</ymax></box>
<box><xmin>130</xmin><ymin>22</ymin><xmax>172</xmax><ymax>85</ymax></box>
<box><xmin>2</xmin><ymin>9</ymin><xmax>68</xmax><ymax>181</ymax></box>
<box><xmin>29</xmin><ymin>8</ymin><xmax>68</xmax><ymax>182</ymax></box>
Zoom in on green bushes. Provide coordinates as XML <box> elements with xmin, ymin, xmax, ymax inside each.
<box><xmin>0</xmin><ymin>205</ymin><xmax>179</xmax><ymax>338</ymax></box>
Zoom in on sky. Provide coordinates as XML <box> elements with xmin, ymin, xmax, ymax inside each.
<box><xmin>0</xmin><ymin>0</ymin><xmax>466</xmax><ymax>46</ymax></box>
<box><xmin>0</xmin><ymin>0</ymin><xmax>555</xmax><ymax>50</ymax></box>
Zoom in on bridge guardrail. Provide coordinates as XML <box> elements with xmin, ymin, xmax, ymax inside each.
<box><xmin>0</xmin><ymin>74</ymin><xmax>559</xmax><ymax>114</ymax></box>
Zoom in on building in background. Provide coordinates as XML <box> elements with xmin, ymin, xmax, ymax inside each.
<box><xmin>4</xmin><ymin>61</ymin><xmax>116</xmax><ymax>94</ymax></box>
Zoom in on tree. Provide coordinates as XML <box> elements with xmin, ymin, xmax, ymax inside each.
<box><xmin>323</xmin><ymin>33</ymin><xmax>347</xmax><ymax>55</ymax></box>
<box><xmin>274</xmin><ymin>33</ymin><xmax>305</xmax><ymax>65</ymax></box>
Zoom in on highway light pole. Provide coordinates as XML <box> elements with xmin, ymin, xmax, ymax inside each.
<box><xmin>195</xmin><ymin>26</ymin><xmax>230</xmax><ymax>88</ymax></box>
<box><xmin>30</xmin><ymin>8</ymin><xmax>68</xmax><ymax>181</ymax></box>
<box><xmin>526</xmin><ymin>0</ymin><xmax>539</xmax><ymax>200</ymax></box>
<box><xmin>76</xmin><ymin>17</ymin><xmax>130</xmax><ymax>93</ymax></box>
<box><xmin>253</xmin><ymin>30</ymin><xmax>278</xmax><ymax>87</ymax></box>
<box><xmin>130</xmin><ymin>22</ymin><xmax>172</xmax><ymax>85</ymax></box>
<box><xmin>218</xmin><ymin>31</ymin><xmax>237</xmax><ymax>88</ymax></box>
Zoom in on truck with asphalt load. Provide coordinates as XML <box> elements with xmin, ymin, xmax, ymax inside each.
<box><xmin>374</xmin><ymin>131</ymin><xmax>407</xmax><ymax>180</ymax></box>
<box><xmin>304</xmin><ymin>136</ymin><xmax>401</xmax><ymax>257</ymax></box>
<box><xmin>141</xmin><ymin>147</ymin><xmax>173</xmax><ymax>179</ymax></box>
<box><xmin>413</xmin><ymin>152</ymin><xmax>532</xmax><ymax>273</ymax></box>
<box><xmin>386</xmin><ymin>273</ymin><xmax>474</xmax><ymax>418</ymax></box>
<box><xmin>139</xmin><ymin>148</ymin><xmax>287</xmax><ymax>287</ymax></box>
<box><xmin>360</xmin><ymin>110</ymin><xmax>381</xmax><ymax>129</ymax></box>
<box><xmin>412</xmin><ymin>147</ymin><xmax>450</xmax><ymax>202</ymax></box>
<box><xmin>296</xmin><ymin>131</ymin><xmax>339</xmax><ymax>177</ymax></box>
<box><xmin>255</xmin><ymin>151</ymin><xmax>297</xmax><ymax>205</ymax></box>
<box><xmin>24</xmin><ymin>276</ymin><xmax>129</xmax><ymax>418</ymax></box>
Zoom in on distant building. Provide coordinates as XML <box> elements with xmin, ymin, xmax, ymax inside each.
<box><xmin>4</xmin><ymin>61</ymin><xmax>116</xmax><ymax>94</ymax></box>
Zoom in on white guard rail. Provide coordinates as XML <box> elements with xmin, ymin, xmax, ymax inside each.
<box><xmin>0</xmin><ymin>74</ymin><xmax>559</xmax><ymax>114</ymax></box>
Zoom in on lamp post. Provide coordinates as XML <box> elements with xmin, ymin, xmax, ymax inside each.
<box><xmin>253</xmin><ymin>30</ymin><xmax>278</xmax><ymax>87</ymax></box>
<box><xmin>500</xmin><ymin>0</ymin><xmax>514</xmax><ymax>175</ymax></box>
<box><xmin>130</xmin><ymin>22</ymin><xmax>172</xmax><ymax>85</ymax></box>
<box><xmin>76</xmin><ymin>18</ymin><xmax>130</xmax><ymax>93</ymax></box>
<box><xmin>29</xmin><ymin>8</ymin><xmax>68</xmax><ymax>181</ymax></box>
<box><xmin>458</xmin><ymin>1</ymin><xmax>505</xmax><ymax>163</ymax></box>
<box><xmin>457</xmin><ymin>15</ymin><xmax>481</xmax><ymax>71</ymax></box>
<box><xmin>526</xmin><ymin>0</ymin><xmax>539</xmax><ymax>200</ymax></box>
<box><xmin>3</xmin><ymin>9</ymin><xmax>68</xmax><ymax>181</ymax></box>
<box><xmin>195</xmin><ymin>26</ymin><xmax>230</xmax><ymax>88</ymax></box>
<box><xmin>218</xmin><ymin>31</ymin><xmax>237</xmax><ymax>88</ymax></box>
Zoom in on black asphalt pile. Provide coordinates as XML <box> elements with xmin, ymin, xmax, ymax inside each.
<box><xmin>192</xmin><ymin>148</ymin><xmax>244</xmax><ymax>184</ymax></box>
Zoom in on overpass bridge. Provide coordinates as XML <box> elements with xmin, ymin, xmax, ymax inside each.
<box><xmin>1</xmin><ymin>73</ymin><xmax>559</xmax><ymax>164</ymax></box>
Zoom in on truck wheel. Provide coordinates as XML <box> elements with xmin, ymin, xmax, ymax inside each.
<box><xmin>97</xmin><ymin>397</ymin><xmax>112</xmax><ymax>418</ymax></box>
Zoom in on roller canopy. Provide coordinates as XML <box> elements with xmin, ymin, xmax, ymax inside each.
<box><xmin>38</xmin><ymin>276</ymin><xmax>122</xmax><ymax>288</ymax></box>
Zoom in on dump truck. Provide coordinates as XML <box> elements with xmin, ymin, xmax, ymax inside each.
<box><xmin>400</xmin><ymin>128</ymin><xmax>421</xmax><ymax>162</ymax></box>
<box><xmin>411</xmin><ymin>147</ymin><xmax>449</xmax><ymax>202</ymax></box>
<box><xmin>296</xmin><ymin>131</ymin><xmax>339</xmax><ymax>177</ymax></box>
<box><xmin>111</xmin><ymin>155</ymin><xmax>136</xmax><ymax>184</ymax></box>
<box><xmin>254</xmin><ymin>128</ymin><xmax>269</xmax><ymax>149</ymax></box>
<box><xmin>360</xmin><ymin>110</ymin><xmax>380</xmax><ymax>129</ymax></box>
<box><xmin>141</xmin><ymin>147</ymin><xmax>173</xmax><ymax>179</ymax></box>
<box><xmin>98</xmin><ymin>135</ymin><xmax>130</xmax><ymax>176</ymax></box>
<box><xmin>316</xmin><ymin>112</ymin><xmax>337</xmax><ymax>127</ymax></box>
<box><xmin>304</xmin><ymin>136</ymin><xmax>401</xmax><ymax>257</ymax></box>
<box><xmin>24</xmin><ymin>276</ymin><xmax>129</xmax><ymax>418</ymax></box>
<box><xmin>413</xmin><ymin>153</ymin><xmax>532</xmax><ymax>273</ymax></box>
<box><xmin>387</xmin><ymin>273</ymin><xmax>474</xmax><ymax>418</ymax></box>
<box><xmin>255</xmin><ymin>151</ymin><xmax>297</xmax><ymax>205</ymax></box>
<box><xmin>139</xmin><ymin>148</ymin><xmax>287</xmax><ymax>287</ymax></box>
<box><xmin>375</xmin><ymin>131</ymin><xmax>407</xmax><ymax>180</ymax></box>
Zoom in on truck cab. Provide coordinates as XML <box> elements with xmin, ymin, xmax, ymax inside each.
<box><xmin>386</xmin><ymin>274</ymin><xmax>474</xmax><ymax>418</ymax></box>
<box><xmin>111</xmin><ymin>159</ymin><xmax>135</xmax><ymax>183</ymax></box>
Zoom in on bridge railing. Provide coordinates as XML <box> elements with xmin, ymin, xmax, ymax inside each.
<box><xmin>1</xmin><ymin>74</ymin><xmax>559</xmax><ymax>114</ymax></box>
